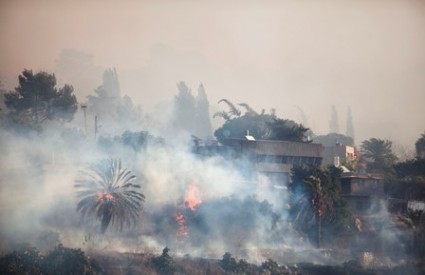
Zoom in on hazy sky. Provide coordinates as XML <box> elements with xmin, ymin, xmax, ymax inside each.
<box><xmin>1</xmin><ymin>0</ymin><xmax>424</xmax><ymax>147</ymax></box>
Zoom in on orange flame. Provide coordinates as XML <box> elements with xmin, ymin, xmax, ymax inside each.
<box><xmin>96</xmin><ymin>191</ymin><xmax>116</xmax><ymax>203</ymax></box>
<box><xmin>183</xmin><ymin>182</ymin><xmax>202</xmax><ymax>211</ymax></box>
<box><xmin>175</xmin><ymin>212</ymin><xmax>188</xmax><ymax>238</ymax></box>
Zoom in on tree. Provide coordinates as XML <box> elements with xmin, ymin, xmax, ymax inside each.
<box><xmin>173</xmin><ymin>81</ymin><xmax>196</xmax><ymax>134</ymax></box>
<box><xmin>4</xmin><ymin>69</ymin><xmax>78</xmax><ymax>127</ymax></box>
<box><xmin>329</xmin><ymin>105</ymin><xmax>339</xmax><ymax>133</ymax></box>
<box><xmin>87</xmin><ymin>68</ymin><xmax>121</xmax><ymax>118</ymax></box>
<box><xmin>291</xmin><ymin>168</ymin><xmax>333</xmax><ymax>247</ymax></box>
<box><xmin>152</xmin><ymin>247</ymin><xmax>176</xmax><ymax>275</ymax></box>
<box><xmin>214</xmin><ymin>100</ymin><xmax>310</xmax><ymax>143</ymax></box>
<box><xmin>194</xmin><ymin>83</ymin><xmax>213</xmax><ymax>138</ymax></box>
<box><xmin>266</xmin><ymin>118</ymin><xmax>310</xmax><ymax>142</ymax></box>
<box><xmin>0</xmin><ymin>80</ymin><xmax>6</xmax><ymax>115</ymax></box>
<box><xmin>87</xmin><ymin>68</ymin><xmax>142</xmax><ymax>134</ymax></box>
<box><xmin>75</xmin><ymin>159</ymin><xmax>145</xmax><ymax>234</ymax></box>
<box><xmin>290</xmin><ymin>165</ymin><xmax>355</xmax><ymax>247</ymax></box>
<box><xmin>313</xmin><ymin>133</ymin><xmax>354</xmax><ymax>147</ymax></box>
<box><xmin>361</xmin><ymin>138</ymin><xmax>398</xmax><ymax>173</ymax></box>
<box><xmin>398</xmin><ymin>209</ymin><xmax>425</xmax><ymax>255</ymax></box>
<box><xmin>415</xmin><ymin>132</ymin><xmax>425</xmax><ymax>159</ymax></box>
<box><xmin>346</xmin><ymin>106</ymin><xmax>355</xmax><ymax>142</ymax></box>
<box><xmin>214</xmin><ymin>99</ymin><xmax>241</xmax><ymax>119</ymax></box>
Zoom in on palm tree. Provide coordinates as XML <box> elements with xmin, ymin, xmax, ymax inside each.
<box><xmin>238</xmin><ymin>103</ymin><xmax>258</xmax><ymax>116</ymax></box>
<box><xmin>294</xmin><ymin>175</ymin><xmax>332</xmax><ymax>247</ymax></box>
<box><xmin>398</xmin><ymin>209</ymin><xmax>425</xmax><ymax>253</ymax></box>
<box><xmin>361</xmin><ymin>138</ymin><xmax>398</xmax><ymax>172</ymax></box>
<box><xmin>213</xmin><ymin>99</ymin><xmax>241</xmax><ymax>119</ymax></box>
<box><xmin>75</xmin><ymin>159</ymin><xmax>145</xmax><ymax>234</ymax></box>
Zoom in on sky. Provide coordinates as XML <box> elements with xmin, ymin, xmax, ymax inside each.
<box><xmin>1</xmin><ymin>0</ymin><xmax>424</xmax><ymax>147</ymax></box>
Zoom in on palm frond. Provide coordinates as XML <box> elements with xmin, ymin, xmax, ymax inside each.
<box><xmin>213</xmin><ymin>111</ymin><xmax>231</xmax><ymax>121</ymax></box>
<box><xmin>218</xmin><ymin>99</ymin><xmax>241</xmax><ymax>117</ymax></box>
<box><xmin>75</xmin><ymin>159</ymin><xmax>144</xmax><ymax>234</ymax></box>
<box><xmin>238</xmin><ymin>103</ymin><xmax>258</xmax><ymax>116</ymax></box>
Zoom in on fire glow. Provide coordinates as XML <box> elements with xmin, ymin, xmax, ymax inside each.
<box><xmin>175</xmin><ymin>182</ymin><xmax>203</xmax><ymax>239</ymax></box>
<box><xmin>183</xmin><ymin>182</ymin><xmax>202</xmax><ymax>211</ymax></box>
<box><xmin>96</xmin><ymin>191</ymin><xmax>115</xmax><ymax>203</ymax></box>
<box><xmin>175</xmin><ymin>212</ymin><xmax>188</xmax><ymax>237</ymax></box>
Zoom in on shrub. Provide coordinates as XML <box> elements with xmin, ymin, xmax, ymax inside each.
<box><xmin>151</xmin><ymin>247</ymin><xmax>177</xmax><ymax>275</ymax></box>
<box><xmin>0</xmin><ymin>246</ymin><xmax>44</xmax><ymax>275</ymax></box>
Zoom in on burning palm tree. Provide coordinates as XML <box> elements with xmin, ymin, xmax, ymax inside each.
<box><xmin>75</xmin><ymin>159</ymin><xmax>145</xmax><ymax>234</ymax></box>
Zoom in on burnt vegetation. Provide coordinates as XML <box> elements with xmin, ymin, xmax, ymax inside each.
<box><xmin>1</xmin><ymin>68</ymin><xmax>425</xmax><ymax>274</ymax></box>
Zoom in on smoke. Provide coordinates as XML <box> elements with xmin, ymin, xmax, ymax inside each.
<box><xmin>0</xmin><ymin>89</ymin><xmax>414</xmax><ymax>270</ymax></box>
<box><xmin>0</xmin><ymin>110</ymin><xmax>325</xmax><ymax>265</ymax></box>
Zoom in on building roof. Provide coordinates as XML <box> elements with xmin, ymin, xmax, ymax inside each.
<box><xmin>341</xmin><ymin>172</ymin><xmax>384</xmax><ymax>180</ymax></box>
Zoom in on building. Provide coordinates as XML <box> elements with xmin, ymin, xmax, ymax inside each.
<box><xmin>322</xmin><ymin>143</ymin><xmax>357</xmax><ymax>167</ymax></box>
<box><xmin>340</xmin><ymin>172</ymin><xmax>385</xmax><ymax>214</ymax></box>
<box><xmin>218</xmin><ymin>137</ymin><xmax>324</xmax><ymax>187</ymax></box>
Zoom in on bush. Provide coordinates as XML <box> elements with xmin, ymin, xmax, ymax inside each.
<box><xmin>0</xmin><ymin>244</ymin><xmax>101</xmax><ymax>275</ymax></box>
<box><xmin>261</xmin><ymin>258</ymin><xmax>286</xmax><ymax>275</ymax></box>
<box><xmin>0</xmin><ymin>246</ymin><xmax>44</xmax><ymax>275</ymax></box>
<box><xmin>151</xmin><ymin>247</ymin><xmax>177</xmax><ymax>275</ymax></box>
<box><xmin>220</xmin><ymin>252</ymin><xmax>254</xmax><ymax>274</ymax></box>
<box><xmin>42</xmin><ymin>244</ymin><xmax>99</xmax><ymax>275</ymax></box>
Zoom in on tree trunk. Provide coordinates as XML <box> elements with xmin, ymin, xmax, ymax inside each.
<box><xmin>317</xmin><ymin>215</ymin><xmax>322</xmax><ymax>248</ymax></box>
<box><xmin>100</xmin><ymin>208</ymin><xmax>112</xmax><ymax>234</ymax></box>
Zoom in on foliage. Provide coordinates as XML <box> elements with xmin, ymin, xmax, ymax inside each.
<box><xmin>399</xmin><ymin>209</ymin><xmax>425</xmax><ymax>231</ymax></box>
<box><xmin>261</xmin><ymin>259</ymin><xmax>288</xmax><ymax>275</ymax></box>
<box><xmin>0</xmin><ymin>246</ymin><xmax>44</xmax><ymax>275</ymax></box>
<box><xmin>266</xmin><ymin>118</ymin><xmax>310</xmax><ymax>142</ymax></box>
<box><xmin>75</xmin><ymin>159</ymin><xmax>145</xmax><ymax>234</ymax></box>
<box><xmin>415</xmin><ymin>132</ymin><xmax>425</xmax><ymax>159</ymax></box>
<box><xmin>98</xmin><ymin>130</ymin><xmax>164</xmax><ymax>154</ymax></box>
<box><xmin>173</xmin><ymin>82</ymin><xmax>213</xmax><ymax>138</ymax></box>
<box><xmin>346</xmin><ymin>106</ymin><xmax>355</xmax><ymax>141</ymax></box>
<box><xmin>151</xmin><ymin>247</ymin><xmax>176</xmax><ymax>275</ymax></box>
<box><xmin>329</xmin><ymin>105</ymin><xmax>339</xmax><ymax>133</ymax></box>
<box><xmin>3</xmin><ymin>69</ymin><xmax>78</xmax><ymax>128</ymax></box>
<box><xmin>41</xmin><ymin>244</ymin><xmax>100</xmax><ymax>275</ymax></box>
<box><xmin>290</xmin><ymin>165</ymin><xmax>356</xmax><ymax>245</ymax></box>
<box><xmin>398</xmin><ymin>209</ymin><xmax>425</xmax><ymax>256</ymax></box>
<box><xmin>87</xmin><ymin>68</ymin><xmax>142</xmax><ymax>131</ymax></box>
<box><xmin>215</xmin><ymin>99</ymin><xmax>241</xmax><ymax>119</ymax></box>
<box><xmin>394</xmin><ymin>158</ymin><xmax>425</xmax><ymax>178</ymax></box>
<box><xmin>313</xmin><ymin>133</ymin><xmax>354</xmax><ymax>147</ymax></box>
<box><xmin>173</xmin><ymin>81</ymin><xmax>197</xmax><ymax>133</ymax></box>
<box><xmin>220</xmin><ymin>252</ymin><xmax>253</xmax><ymax>274</ymax></box>
<box><xmin>194</xmin><ymin>83</ymin><xmax>213</xmax><ymax>138</ymax></box>
<box><xmin>361</xmin><ymin>138</ymin><xmax>397</xmax><ymax>173</ymax></box>
<box><xmin>0</xmin><ymin>80</ymin><xmax>7</xmax><ymax>114</ymax></box>
<box><xmin>214</xmin><ymin>100</ymin><xmax>310</xmax><ymax>143</ymax></box>
<box><xmin>0</xmin><ymin>245</ymin><xmax>100</xmax><ymax>275</ymax></box>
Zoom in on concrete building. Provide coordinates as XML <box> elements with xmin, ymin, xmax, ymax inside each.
<box><xmin>340</xmin><ymin>172</ymin><xmax>385</xmax><ymax>214</ymax></box>
<box><xmin>218</xmin><ymin>138</ymin><xmax>324</xmax><ymax>187</ymax></box>
<box><xmin>322</xmin><ymin>143</ymin><xmax>357</xmax><ymax>167</ymax></box>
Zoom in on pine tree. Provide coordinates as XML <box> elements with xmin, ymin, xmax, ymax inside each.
<box><xmin>329</xmin><ymin>105</ymin><xmax>339</xmax><ymax>133</ymax></box>
<box><xmin>173</xmin><ymin>81</ymin><xmax>196</xmax><ymax>134</ymax></box>
<box><xmin>346</xmin><ymin>106</ymin><xmax>355</xmax><ymax>143</ymax></box>
<box><xmin>194</xmin><ymin>83</ymin><xmax>213</xmax><ymax>138</ymax></box>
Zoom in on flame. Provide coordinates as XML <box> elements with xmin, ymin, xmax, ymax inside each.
<box><xmin>175</xmin><ymin>212</ymin><xmax>188</xmax><ymax>238</ymax></box>
<box><xmin>183</xmin><ymin>182</ymin><xmax>202</xmax><ymax>211</ymax></box>
<box><xmin>96</xmin><ymin>191</ymin><xmax>116</xmax><ymax>203</ymax></box>
<box><xmin>174</xmin><ymin>182</ymin><xmax>202</xmax><ymax>239</ymax></box>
